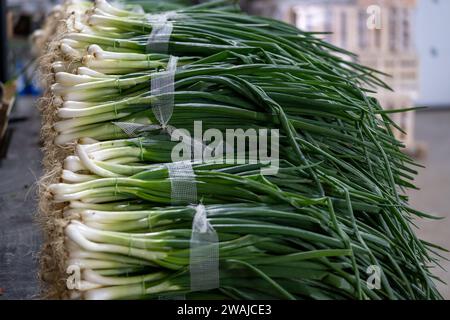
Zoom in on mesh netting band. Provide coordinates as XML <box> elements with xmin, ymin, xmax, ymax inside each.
<box><xmin>190</xmin><ymin>204</ymin><xmax>220</xmax><ymax>292</ymax></box>
<box><xmin>146</xmin><ymin>12</ymin><xmax>178</xmax><ymax>53</ymax></box>
<box><xmin>112</xmin><ymin>122</ymin><xmax>161</xmax><ymax>137</ymax></box>
<box><xmin>166</xmin><ymin>161</ymin><xmax>197</xmax><ymax>205</ymax></box>
<box><xmin>151</xmin><ymin>55</ymin><xmax>178</xmax><ymax>128</ymax></box>
<box><xmin>113</xmin><ymin>55</ymin><xmax>177</xmax><ymax>137</ymax></box>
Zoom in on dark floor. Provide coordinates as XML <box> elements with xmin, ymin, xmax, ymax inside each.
<box><xmin>407</xmin><ymin>109</ymin><xmax>450</xmax><ymax>299</ymax></box>
<box><xmin>0</xmin><ymin>98</ymin><xmax>448</xmax><ymax>299</ymax></box>
<box><xmin>0</xmin><ymin>96</ymin><xmax>42</xmax><ymax>300</ymax></box>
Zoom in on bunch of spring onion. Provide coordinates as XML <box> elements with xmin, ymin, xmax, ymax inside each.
<box><xmin>57</xmin><ymin>152</ymin><xmax>430</xmax><ymax>299</ymax></box>
<box><xmin>63</xmin><ymin>202</ymin><xmax>376</xmax><ymax>300</ymax></box>
<box><xmin>59</xmin><ymin>0</ymin><xmax>386</xmax><ymax>86</ymax></box>
<box><xmin>37</xmin><ymin>0</ymin><xmax>444</xmax><ymax>300</ymax></box>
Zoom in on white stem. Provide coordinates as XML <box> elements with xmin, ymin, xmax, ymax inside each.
<box><xmin>56</xmin><ymin>72</ymin><xmax>100</xmax><ymax>86</ymax></box>
<box><xmin>51</xmin><ymin>83</ymin><xmax>69</xmax><ymax>95</ymax></box>
<box><xmin>81</xmin><ymin>210</ymin><xmax>150</xmax><ymax>222</ymax></box>
<box><xmin>87</xmin><ymin>44</ymin><xmax>103</xmax><ymax>56</ymax></box>
<box><xmin>51</xmin><ymin>61</ymin><xmax>67</xmax><ymax>73</ymax></box>
<box><xmin>89</xmin><ymin>44</ymin><xmax>147</xmax><ymax>61</ymax></box>
<box><xmin>68</xmin><ymin>257</ymin><xmax>136</xmax><ymax>271</ymax></box>
<box><xmin>79</xmin><ymin>137</ymin><xmax>100</xmax><ymax>145</ymax></box>
<box><xmin>62</xmin><ymin>169</ymin><xmax>99</xmax><ymax>183</ymax></box>
<box><xmin>77</xmin><ymin>280</ymin><xmax>103</xmax><ymax>291</ymax></box>
<box><xmin>77</xmin><ymin>144</ymin><xmax>120</xmax><ymax>177</ymax></box>
<box><xmin>64</xmin><ymin>155</ymin><xmax>86</xmax><ymax>172</ymax></box>
<box><xmin>83</xmin><ymin>269</ymin><xmax>166</xmax><ymax>286</ymax></box>
<box><xmin>69</xmin><ymin>249</ymin><xmax>151</xmax><ymax>266</ymax></box>
<box><xmin>65</xmin><ymin>222</ymin><xmax>165</xmax><ymax>261</ymax></box>
<box><xmin>80</xmin><ymin>194</ymin><xmax>131</xmax><ymax>203</ymax></box>
<box><xmin>82</xmin><ymin>139</ymin><xmax>129</xmax><ymax>152</ymax></box>
<box><xmin>89</xmin><ymin>146</ymin><xmax>141</xmax><ymax>161</ymax></box>
<box><xmin>63</xmin><ymin>101</ymin><xmax>96</xmax><ymax>109</ymax></box>
<box><xmin>94</xmin><ymin>0</ymin><xmax>135</xmax><ymax>18</ymax></box>
<box><xmin>69</xmin><ymin>200</ymin><xmax>147</xmax><ymax>211</ymax></box>
<box><xmin>60</xmin><ymin>43</ymin><xmax>82</xmax><ymax>60</ymax></box>
<box><xmin>106</xmin><ymin>157</ymin><xmax>141</xmax><ymax>164</ymax></box>
<box><xmin>55</xmin><ymin>110</ymin><xmax>127</xmax><ymax>132</ymax></box>
<box><xmin>64</xmin><ymin>88</ymin><xmax>118</xmax><ymax>101</ymax></box>
<box><xmin>77</xmin><ymin>67</ymin><xmax>110</xmax><ymax>78</ymax></box>
<box><xmin>84</xmin><ymin>283</ymin><xmax>144</xmax><ymax>300</ymax></box>
<box><xmin>60</xmin><ymin>38</ymin><xmax>85</xmax><ymax>49</ymax></box>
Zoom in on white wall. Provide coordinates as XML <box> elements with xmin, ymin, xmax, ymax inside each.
<box><xmin>416</xmin><ymin>0</ymin><xmax>450</xmax><ymax>107</ymax></box>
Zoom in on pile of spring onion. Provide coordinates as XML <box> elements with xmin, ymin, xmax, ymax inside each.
<box><xmin>35</xmin><ymin>0</ymin><xmax>444</xmax><ymax>300</ymax></box>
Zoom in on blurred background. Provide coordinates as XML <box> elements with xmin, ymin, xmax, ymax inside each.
<box><xmin>0</xmin><ymin>0</ymin><xmax>449</xmax><ymax>299</ymax></box>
